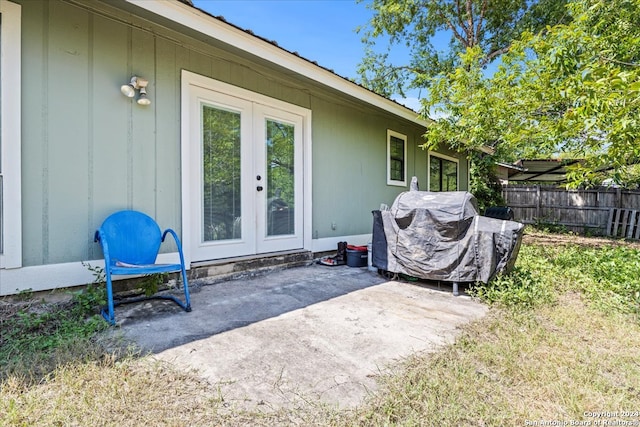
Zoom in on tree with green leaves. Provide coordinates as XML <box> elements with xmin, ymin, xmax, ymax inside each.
<box><xmin>357</xmin><ymin>0</ymin><xmax>570</xmax><ymax>206</ymax></box>
<box><xmin>357</xmin><ymin>0</ymin><xmax>569</xmax><ymax>98</ymax></box>
<box><xmin>422</xmin><ymin>0</ymin><xmax>640</xmax><ymax>187</ymax></box>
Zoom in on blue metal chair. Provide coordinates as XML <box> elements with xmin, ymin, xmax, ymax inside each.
<box><xmin>94</xmin><ymin>210</ymin><xmax>192</xmax><ymax>325</ymax></box>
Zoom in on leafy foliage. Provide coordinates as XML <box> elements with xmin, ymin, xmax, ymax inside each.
<box><xmin>0</xmin><ymin>288</ymin><xmax>107</xmax><ymax>381</ymax></box>
<box><xmin>555</xmin><ymin>245</ymin><xmax>640</xmax><ymax>316</ymax></box>
<box><xmin>421</xmin><ymin>0</ymin><xmax>640</xmax><ymax>187</ymax></box>
<box><xmin>473</xmin><ymin>238</ymin><xmax>640</xmax><ymax>319</ymax></box>
<box><xmin>471</xmin><ymin>245</ymin><xmax>556</xmax><ymax>309</ymax></box>
<box><xmin>357</xmin><ymin>0</ymin><xmax>571</xmax><ymax>195</ymax></box>
<box><xmin>357</xmin><ymin>0</ymin><xmax>569</xmax><ymax>97</ymax></box>
<box><xmin>139</xmin><ymin>273</ymin><xmax>168</xmax><ymax>297</ymax></box>
<box><xmin>473</xmin><ymin>266</ymin><xmax>555</xmax><ymax>309</ymax></box>
<box><xmin>0</xmin><ymin>264</ymin><xmax>108</xmax><ymax>380</ymax></box>
<box><xmin>359</xmin><ymin>0</ymin><xmax>640</xmax><ymax>187</ymax></box>
<box><xmin>468</xmin><ymin>151</ymin><xmax>504</xmax><ymax>213</ymax></box>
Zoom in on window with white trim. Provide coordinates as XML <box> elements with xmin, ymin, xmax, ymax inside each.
<box><xmin>429</xmin><ymin>152</ymin><xmax>459</xmax><ymax>192</ymax></box>
<box><xmin>0</xmin><ymin>0</ymin><xmax>22</xmax><ymax>268</ymax></box>
<box><xmin>387</xmin><ymin>130</ymin><xmax>407</xmax><ymax>186</ymax></box>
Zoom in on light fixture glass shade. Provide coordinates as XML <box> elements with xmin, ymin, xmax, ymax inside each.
<box><xmin>137</xmin><ymin>87</ymin><xmax>151</xmax><ymax>106</ymax></box>
<box><xmin>120</xmin><ymin>84</ymin><xmax>135</xmax><ymax>98</ymax></box>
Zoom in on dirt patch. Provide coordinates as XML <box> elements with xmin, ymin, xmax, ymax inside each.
<box><xmin>0</xmin><ymin>298</ymin><xmax>74</xmax><ymax>325</ymax></box>
<box><xmin>523</xmin><ymin>230</ymin><xmax>640</xmax><ymax>249</ymax></box>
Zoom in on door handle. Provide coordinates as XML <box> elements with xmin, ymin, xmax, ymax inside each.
<box><xmin>257</xmin><ymin>186</ymin><xmax>264</xmax><ymax>191</ymax></box>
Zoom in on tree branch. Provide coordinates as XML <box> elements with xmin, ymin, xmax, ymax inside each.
<box><xmin>455</xmin><ymin>0</ymin><xmax>468</xmax><ymax>39</ymax></box>
<box><xmin>432</xmin><ymin>1</ymin><xmax>467</xmax><ymax>47</ymax></box>
<box><xmin>466</xmin><ymin>0</ymin><xmax>474</xmax><ymax>46</ymax></box>
<box><xmin>454</xmin><ymin>0</ymin><xmax>462</xmax><ymax>26</ymax></box>
<box><xmin>363</xmin><ymin>64</ymin><xmax>428</xmax><ymax>93</ymax></box>
<box><xmin>475</xmin><ymin>0</ymin><xmax>488</xmax><ymax>46</ymax></box>
<box><xmin>481</xmin><ymin>46</ymin><xmax>511</xmax><ymax>66</ymax></box>
<box><xmin>599</xmin><ymin>56</ymin><xmax>640</xmax><ymax>67</ymax></box>
<box><xmin>385</xmin><ymin>64</ymin><xmax>428</xmax><ymax>76</ymax></box>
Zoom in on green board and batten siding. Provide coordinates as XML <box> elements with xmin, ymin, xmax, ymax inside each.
<box><xmin>16</xmin><ymin>0</ymin><xmax>467</xmax><ymax>268</ymax></box>
<box><xmin>310</xmin><ymin>96</ymin><xmax>436</xmax><ymax>239</ymax></box>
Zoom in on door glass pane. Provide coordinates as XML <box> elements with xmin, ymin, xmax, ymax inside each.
<box><xmin>202</xmin><ymin>104</ymin><xmax>242</xmax><ymax>242</ymax></box>
<box><xmin>266</xmin><ymin>119</ymin><xmax>295</xmax><ymax>236</ymax></box>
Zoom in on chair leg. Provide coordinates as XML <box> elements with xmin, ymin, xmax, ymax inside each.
<box><xmin>101</xmin><ymin>272</ymin><xmax>116</xmax><ymax>325</ymax></box>
<box><xmin>181</xmin><ymin>267</ymin><xmax>192</xmax><ymax>312</ymax></box>
<box><xmin>100</xmin><ymin>267</ymin><xmax>191</xmax><ymax>324</ymax></box>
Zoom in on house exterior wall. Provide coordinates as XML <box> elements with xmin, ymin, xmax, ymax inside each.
<box><xmin>310</xmin><ymin>95</ymin><xmax>439</xmax><ymax>239</ymax></box>
<box><xmin>3</xmin><ymin>0</ymin><xmax>468</xmax><ymax>293</ymax></box>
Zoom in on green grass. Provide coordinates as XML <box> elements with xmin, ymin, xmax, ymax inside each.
<box><xmin>350</xmin><ymin>294</ymin><xmax>640</xmax><ymax>426</ymax></box>
<box><xmin>0</xmin><ymin>283</ymin><xmax>107</xmax><ymax>383</ymax></box>
<box><xmin>473</xmin><ymin>238</ymin><xmax>640</xmax><ymax>316</ymax></box>
<box><xmin>2</xmin><ymin>232</ymin><xmax>640</xmax><ymax>426</ymax></box>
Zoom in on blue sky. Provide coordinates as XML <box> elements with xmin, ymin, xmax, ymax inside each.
<box><xmin>191</xmin><ymin>0</ymin><xmax>421</xmax><ymax>110</ymax></box>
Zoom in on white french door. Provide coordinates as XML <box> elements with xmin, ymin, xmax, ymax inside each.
<box><xmin>254</xmin><ymin>105</ymin><xmax>304</xmax><ymax>254</ymax></box>
<box><xmin>184</xmin><ymin>77</ymin><xmax>306</xmax><ymax>262</ymax></box>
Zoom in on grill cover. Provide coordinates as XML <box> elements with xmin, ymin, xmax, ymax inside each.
<box><xmin>373</xmin><ymin>188</ymin><xmax>524</xmax><ymax>283</ymax></box>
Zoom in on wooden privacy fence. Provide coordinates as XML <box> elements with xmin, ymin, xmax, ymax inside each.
<box><xmin>502</xmin><ymin>185</ymin><xmax>640</xmax><ymax>238</ymax></box>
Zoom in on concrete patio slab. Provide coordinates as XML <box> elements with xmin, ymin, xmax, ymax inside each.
<box><xmin>113</xmin><ymin>264</ymin><xmax>487</xmax><ymax>411</ymax></box>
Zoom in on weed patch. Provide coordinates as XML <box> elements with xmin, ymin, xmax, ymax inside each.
<box><xmin>0</xmin><ymin>283</ymin><xmax>107</xmax><ymax>382</ymax></box>
<box><xmin>472</xmin><ymin>240</ymin><xmax>640</xmax><ymax>318</ymax></box>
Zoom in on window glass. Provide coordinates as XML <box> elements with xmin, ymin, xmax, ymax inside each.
<box><xmin>387</xmin><ymin>130</ymin><xmax>407</xmax><ymax>186</ymax></box>
<box><xmin>430</xmin><ymin>155</ymin><xmax>458</xmax><ymax>191</ymax></box>
<box><xmin>389</xmin><ymin>136</ymin><xmax>404</xmax><ymax>182</ymax></box>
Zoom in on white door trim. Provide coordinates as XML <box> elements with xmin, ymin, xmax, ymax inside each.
<box><xmin>181</xmin><ymin>70</ymin><xmax>312</xmax><ymax>265</ymax></box>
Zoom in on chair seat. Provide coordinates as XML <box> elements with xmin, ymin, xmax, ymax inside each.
<box><xmin>111</xmin><ymin>263</ymin><xmax>183</xmax><ymax>276</ymax></box>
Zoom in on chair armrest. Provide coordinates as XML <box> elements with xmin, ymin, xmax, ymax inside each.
<box><xmin>94</xmin><ymin>227</ymin><xmax>113</xmax><ymax>268</ymax></box>
<box><xmin>162</xmin><ymin>228</ymin><xmax>187</xmax><ymax>266</ymax></box>
<box><xmin>162</xmin><ymin>229</ymin><xmax>185</xmax><ymax>253</ymax></box>
<box><xmin>161</xmin><ymin>228</ymin><xmax>180</xmax><ymax>244</ymax></box>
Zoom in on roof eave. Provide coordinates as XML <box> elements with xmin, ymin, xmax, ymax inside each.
<box><xmin>125</xmin><ymin>0</ymin><xmax>428</xmax><ymax>127</ymax></box>
<box><xmin>478</xmin><ymin>145</ymin><xmax>495</xmax><ymax>155</ymax></box>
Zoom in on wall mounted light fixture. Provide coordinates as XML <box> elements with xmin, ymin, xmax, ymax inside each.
<box><xmin>120</xmin><ymin>76</ymin><xmax>137</xmax><ymax>98</ymax></box>
<box><xmin>137</xmin><ymin>86</ymin><xmax>151</xmax><ymax>106</ymax></box>
<box><xmin>120</xmin><ymin>76</ymin><xmax>151</xmax><ymax>106</ymax></box>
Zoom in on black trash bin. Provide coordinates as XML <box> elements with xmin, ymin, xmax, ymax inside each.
<box><xmin>484</xmin><ymin>206</ymin><xmax>514</xmax><ymax>220</ymax></box>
